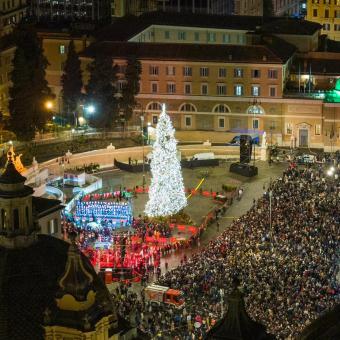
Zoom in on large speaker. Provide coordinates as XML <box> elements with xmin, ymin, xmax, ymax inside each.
<box><xmin>240</xmin><ymin>135</ymin><xmax>253</xmax><ymax>164</ymax></box>
<box><xmin>230</xmin><ymin>163</ymin><xmax>258</xmax><ymax>177</ymax></box>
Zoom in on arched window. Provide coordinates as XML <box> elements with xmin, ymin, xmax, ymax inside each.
<box><xmin>13</xmin><ymin>209</ymin><xmax>19</xmax><ymax>230</ymax></box>
<box><xmin>25</xmin><ymin>206</ymin><xmax>29</xmax><ymax>227</ymax></box>
<box><xmin>1</xmin><ymin>209</ymin><xmax>6</xmax><ymax>230</ymax></box>
<box><xmin>213</xmin><ymin>104</ymin><xmax>230</xmax><ymax>113</ymax></box>
<box><xmin>179</xmin><ymin>103</ymin><xmax>197</xmax><ymax>112</ymax></box>
<box><xmin>247</xmin><ymin>105</ymin><xmax>265</xmax><ymax>115</ymax></box>
<box><xmin>146</xmin><ymin>102</ymin><xmax>162</xmax><ymax>111</ymax></box>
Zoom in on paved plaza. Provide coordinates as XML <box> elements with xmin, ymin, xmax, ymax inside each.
<box><xmin>98</xmin><ymin>160</ymin><xmax>286</xmax><ymax>273</ymax></box>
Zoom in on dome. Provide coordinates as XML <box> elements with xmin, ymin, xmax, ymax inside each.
<box><xmin>0</xmin><ymin>234</ymin><xmax>118</xmax><ymax>340</ymax></box>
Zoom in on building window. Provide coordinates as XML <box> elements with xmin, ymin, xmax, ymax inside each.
<box><xmin>178</xmin><ymin>31</ymin><xmax>186</xmax><ymax>40</ymax></box>
<box><xmin>286</xmin><ymin>123</ymin><xmax>293</xmax><ymax>135</ymax></box>
<box><xmin>164</xmin><ymin>31</ymin><xmax>170</xmax><ymax>39</ymax></box>
<box><xmin>201</xmin><ymin>84</ymin><xmax>208</xmax><ymax>95</ymax></box>
<box><xmin>247</xmin><ymin>105</ymin><xmax>264</xmax><ymax>115</ymax></box>
<box><xmin>207</xmin><ymin>32</ymin><xmax>216</xmax><ymax>42</ymax></box>
<box><xmin>323</xmin><ymin>23</ymin><xmax>330</xmax><ymax>31</ymax></box>
<box><xmin>194</xmin><ymin>32</ymin><xmax>200</xmax><ymax>41</ymax></box>
<box><xmin>183</xmin><ymin>66</ymin><xmax>192</xmax><ymax>77</ymax></box>
<box><xmin>237</xmin><ymin>34</ymin><xmax>246</xmax><ymax>44</ymax></box>
<box><xmin>335</xmin><ymin>10</ymin><xmax>340</xmax><ymax>19</ymax></box>
<box><xmin>315</xmin><ymin>124</ymin><xmax>321</xmax><ymax>135</ymax></box>
<box><xmin>48</xmin><ymin>219</ymin><xmax>58</xmax><ymax>234</ymax></box>
<box><xmin>185</xmin><ymin>115</ymin><xmax>192</xmax><ymax>127</ymax></box>
<box><xmin>167</xmin><ymin>83</ymin><xmax>176</xmax><ymax>93</ymax></box>
<box><xmin>59</xmin><ymin>45</ymin><xmax>65</xmax><ymax>54</ymax></box>
<box><xmin>152</xmin><ymin>115</ymin><xmax>158</xmax><ymax>124</ymax></box>
<box><xmin>222</xmin><ymin>33</ymin><xmax>230</xmax><ymax>43</ymax></box>
<box><xmin>218</xmin><ymin>68</ymin><xmax>227</xmax><ymax>78</ymax></box>
<box><xmin>149</xmin><ymin>65</ymin><xmax>159</xmax><ymax>75</ymax></box>
<box><xmin>234</xmin><ymin>68</ymin><xmax>243</xmax><ymax>78</ymax></box>
<box><xmin>334</xmin><ymin>24</ymin><xmax>340</xmax><ymax>31</ymax></box>
<box><xmin>252</xmin><ymin>119</ymin><xmax>259</xmax><ymax>130</ymax></box>
<box><xmin>184</xmin><ymin>83</ymin><xmax>192</xmax><ymax>94</ymax></box>
<box><xmin>180</xmin><ymin>103</ymin><xmax>196</xmax><ymax>112</ymax></box>
<box><xmin>1</xmin><ymin>209</ymin><xmax>6</xmax><ymax>229</ymax></box>
<box><xmin>251</xmin><ymin>69</ymin><xmax>261</xmax><ymax>78</ymax></box>
<box><xmin>13</xmin><ymin>209</ymin><xmax>19</xmax><ymax>230</ymax></box>
<box><xmin>325</xmin><ymin>9</ymin><xmax>329</xmax><ymax>18</ymax></box>
<box><xmin>148</xmin><ymin>31</ymin><xmax>154</xmax><ymax>40</ymax></box>
<box><xmin>234</xmin><ymin>85</ymin><xmax>243</xmax><ymax>96</ymax></box>
<box><xmin>25</xmin><ymin>206</ymin><xmax>29</xmax><ymax>226</ymax></box>
<box><xmin>218</xmin><ymin>117</ymin><xmax>225</xmax><ymax>128</ymax></box>
<box><xmin>268</xmin><ymin>69</ymin><xmax>278</xmax><ymax>79</ymax></box>
<box><xmin>269</xmin><ymin>87</ymin><xmax>277</xmax><ymax>97</ymax></box>
<box><xmin>147</xmin><ymin>102</ymin><xmax>162</xmax><ymax>111</ymax></box>
<box><xmin>214</xmin><ymin>104</ymin><xmax>230</xmax><ymax>113</ymax></box>
<box><xmin>166</xmin><ymin>65</ymin><xmax>176</xmax><ymax>76</ymax></box>
<box><xmin>151</xmin><ymin>82</ymin><xmax>158</xmax><ymax>93</ymax></box>
<box><xmin>217</xmin><ymin>84</ymin><xmax>227</xmax><ymax>95</ymax></box>
<box><xmin>313</xmin><ymin>9</ymin><xmax>318</xmax><ymax>17</ymax></box>
<box><xmin>251</xmin><ymin>85</ymin><xmax>260</xmax><ymax>96</ymax></box>
<box><xmin>200</xmin><ymin>67</ymin><xmax>209</xmax><ymax>77</ymax></box>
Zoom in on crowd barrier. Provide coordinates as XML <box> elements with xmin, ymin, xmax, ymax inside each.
<box><xmin>114</xmin><ymin>158</ymin><xmax>150</xmax><ymax>173</ymax></box>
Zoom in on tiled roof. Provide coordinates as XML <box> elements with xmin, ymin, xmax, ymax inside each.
<box><xmin>81</xmin><ymin>41</ymin><xmax>295</xmax><ymax>64</ymax></box>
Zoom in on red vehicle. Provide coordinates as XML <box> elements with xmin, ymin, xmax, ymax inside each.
<box><xmin>145</xmin><ymin>284</ymin><xmax>185</xmax><ymax>308</ymax></box>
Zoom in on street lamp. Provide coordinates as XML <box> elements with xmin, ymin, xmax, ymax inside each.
<box><xmin>86</xmin><ymin>105</ymin><xmax>95</xmax><ymax>114</ymax></box>
<box><xmin>250</xmin><ymin>98</ymin><xmax>260</xmax><ymax>167</ymax></box>
<box><xmin>45</xmin><ymin>101</ymin><xmax>53</xmax><ymax>110</ymax></box>
<box><xmin>140</xmin><ymin>114</ymin><xmax>146</xmax><ymax>189</ymax></box>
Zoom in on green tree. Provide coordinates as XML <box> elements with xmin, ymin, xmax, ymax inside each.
<box><xmin>121</xmin><ymin>56</ymin><xmax>141</xmax><ymax>122</ymax></box>
<box><xmin>61</xmin><ymin>40</ymin><xmax>83</xmax><ymax>125</ymax></box>
<box><xmin>86</xmin><ymin>52</ymin><xmax>118</xmax><ymax>128</ymax></box>
<box><xmin>9</xmin><ymin>25</ymin><xmax>53</xmax><ymax>141</ymax></box>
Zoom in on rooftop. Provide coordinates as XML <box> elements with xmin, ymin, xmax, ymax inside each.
<box><xmin>258</xmin><ymin>18</ymin><xmax>322</xmax><ymax>36</ymax></box>
<box><xmin>96</xmin><ymin>12</ymin><xmax>321</xmax><ymax>42</ymax></box>
<box><xmin>81</xmin><ymin>40</ymin><xmax>295</xmax><ymax>64</ymax></box>
<box><xmin>32</xmin><ymin>196</ymin><xmax>63</xmax><ymax>218</ymax></box>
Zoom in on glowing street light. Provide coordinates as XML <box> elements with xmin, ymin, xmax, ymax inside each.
<box><xmin>45</xmin><ymin>101</ymin><xmax>53</xmax><ymax>110</ymax></box>
<box><xmin>86</xmin><ymin>105</ymin><xmax>95</xmax><ymax>114</ymax></box>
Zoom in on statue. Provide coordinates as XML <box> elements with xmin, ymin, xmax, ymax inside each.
<box><xmin>261</xmin><ymin>132</ymin><xmax>267</xmax><ymax>148</ymax></box>
<box><xmin>6</xmin><ymin>145</ymin><xmax>26</xmax><ymax>173</ymax></box>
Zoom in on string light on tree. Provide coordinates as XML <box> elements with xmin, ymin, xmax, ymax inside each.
<box><xmin>145</xmin><ymin>104</ymin><xmax>187</xmax><ymax>217</ymax></box>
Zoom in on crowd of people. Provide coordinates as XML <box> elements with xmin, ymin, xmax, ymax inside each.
<box><xmin>114</xmin><ymin>163</ymin><xmax>339</xmax><ymax>338</ymax></box>
<box><xmin>132</xmin><ymin>218</ymin><xmax>173</xmax><ymax>239</ymax></box>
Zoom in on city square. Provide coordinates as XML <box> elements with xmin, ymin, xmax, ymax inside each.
<box><xmin>0</xmin><ymin>2</ymin><xmax>339</xmax><ymax>340</ymax></box>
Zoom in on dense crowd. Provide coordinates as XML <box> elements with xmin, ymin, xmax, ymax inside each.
<box><xmin>132</xmin><ymin>218</ymin><xmax>173</xmax><ymax>239</ymax></box>
<box><xmin>115</xmin><ymin>163</ymin><xmax>340</xmax><ymax>338</ymax></box>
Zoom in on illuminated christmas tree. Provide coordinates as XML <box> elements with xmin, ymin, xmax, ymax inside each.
<box><xmin>145</xmin><ymin>104</ymin><xmax>187</xmax><ymax>217</ymax></box>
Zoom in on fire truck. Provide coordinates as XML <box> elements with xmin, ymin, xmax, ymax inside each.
<box><xmin>144</xmin><ymin>284</ymin><xmax>185</xmax><ymax>308</ymax></box>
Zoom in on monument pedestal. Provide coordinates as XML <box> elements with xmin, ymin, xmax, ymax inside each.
<box><xmin>260</xmin><ymin>147</ymin><xmax>267</xmax><ymax>161</ymax></box>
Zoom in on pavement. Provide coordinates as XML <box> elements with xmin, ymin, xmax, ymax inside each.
<box><xmin>98</xmin><ymin>160</ymin><xmax>287</xmax><ymax>274</ymax></box>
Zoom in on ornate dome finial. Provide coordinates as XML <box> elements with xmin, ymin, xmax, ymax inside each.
<box><xmin>56</xmin><ymin>237</ymin><xmax>96</xmax><ymax>311</ymax></box>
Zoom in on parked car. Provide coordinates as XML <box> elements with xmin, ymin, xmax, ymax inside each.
<box><xmin>296</xmin><ymin>154</ymin><xmax>316</xmax><ymax>164</ymax></box>
<box><xmin>226</xmin><ymin>135</ymin><xmax>259</xmax><ymax>146</ymax></box>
